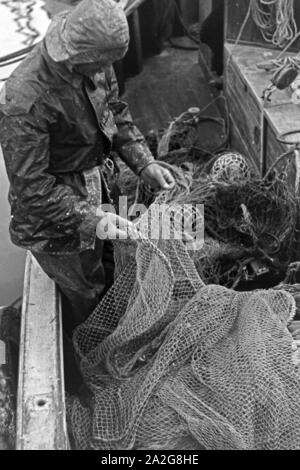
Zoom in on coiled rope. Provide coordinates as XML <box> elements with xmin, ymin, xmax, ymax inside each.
<box><xmin>251</xmin><ymin>0</ymin><xmax>298</xmax><ymax>48</ymax></box>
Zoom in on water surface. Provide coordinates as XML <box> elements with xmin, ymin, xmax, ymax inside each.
<box><xmin>0</xmin><ymin>0</ymin><xmax>51</xmax><ymax>305</ymax></box>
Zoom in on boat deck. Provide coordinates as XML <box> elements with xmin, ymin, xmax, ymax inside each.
<box><xmin>124</xmin><ymin>41</ymin><xmax>219</xmax><ymax>134</ymax></box>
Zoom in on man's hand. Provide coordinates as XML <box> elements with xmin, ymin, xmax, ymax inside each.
<box><xmin>96</xmin><ymin>209</ymin><xmax>138</xmax><ymax>240</ymax></box>
<box><xmin>140</xmin><ymin>163</ymin><xmax>175</xmax><ymax>191</ymax></box>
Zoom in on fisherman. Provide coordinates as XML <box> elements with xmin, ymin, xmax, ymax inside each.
<box><xmin>0</xmin><ymin>0</ymin><xmax>175</xmax><ymax>331</ymax></box>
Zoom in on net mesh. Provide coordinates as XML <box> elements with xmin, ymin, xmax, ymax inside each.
<box><xmin>116</xmin><ymin>149</ymin><xmax>299</xmax><ymax>289</ymax></box>
<box><xmin>68</xmin><ymin>209</ymin><xmax>300</xmax><ymax>450</ymax></box>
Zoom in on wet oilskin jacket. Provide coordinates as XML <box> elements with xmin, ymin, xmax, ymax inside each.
<box><xmin>0</xmin><ymin>42</ymin><xmax>154</xmax><ymax>253</ymax></box>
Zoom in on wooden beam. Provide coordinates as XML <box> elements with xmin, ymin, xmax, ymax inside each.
<box><xmin>124</xmin><ymin>0</ymin><xmax>147</xmax><ymax>17</ymax></box>
<box><xmin>125</xmin><ymin>9</ymin><xmax>143</xmax><ymax>76</ymax></box>
<box><xmin>178</xmin><ymin>0</ymin><xmax>199</xmax><ymax>25</ymax></box>
<box><xmin>16</xmin><ymin>252</ymin><xmax>68</xmax><ymax>450</ymax></box>
<box><xmin>198</xmin><ymin>0</ymin><xmax>212</xmax><ymax>25</ymax></box>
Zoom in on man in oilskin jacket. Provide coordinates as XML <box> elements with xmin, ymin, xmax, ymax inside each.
<box><xmin>0</xmin><ymin>0</ymin><xmax>175</xmax><ymax>329</ymax></box>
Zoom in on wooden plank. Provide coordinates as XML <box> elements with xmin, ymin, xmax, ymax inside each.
<box><xmin>228</xmin><ymin>113</ymin><xmax>260</xmax><ymax>174</ymax></box>
<box><xmin>265</xmin><ymin>105</ymin><xmax>300</xmax><ymax>141</ymax></box>
<box><xmin>124</xmin><ymin>0</ymin><xmax>147</xmax><ymax>17</ymax></box>
<box><xmin>225</xmin><ymin>43</ymin><xmax>298</xmax><ymax>107</ymax></box>
<box><xmin>225</xmin><ymin>43</ymin><xmax>300</xmax><ymax>176</ymax></box>
<box><xmin>225</xmin><ymin>45</ymin><xmax>262</xmax><ymax>170</ymax></box>
<box><xmin>178</xmin><ymin>0</ymin><xmax>199</xmax><ymax>25</ymax></box>
<box><xmin>16</xmin><ymin>252</ymin><xmax>68</xmax><ymax>450</ymax></box>
<box><xmin>198</xmin><ymin>0</ymin><xmax>212</xmax><ymax>25</ymax></box>
<box><xmin>43</xmin><ymin>0</ymin><xmax>73</xmax><ymax>17</ymax></box>
<box><xmin>124</xmin><ymin>9</ymin><xmax>143</xmax><ymax>76</ymax></box>
<box><xmin>44</xmin><ymin>0</ymin><xmax>147</xmax><ymax>18</ymax></box>
<box><xmin>264</xmin><ymin>121</ymin><xmax>299</xmax><ymax>189</ymax></box>
<box><xmin>226</xmin><ymin>81</ymin><xmax>261</xmax><ymax>170</ymax></box>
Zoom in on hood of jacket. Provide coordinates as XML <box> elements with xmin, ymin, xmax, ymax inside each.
<box><xmin>45</xmin><ymin>0</ymin><xmax>129</xmax><ymax>65</ymax></box>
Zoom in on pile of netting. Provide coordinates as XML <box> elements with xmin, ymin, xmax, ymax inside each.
<box><xmin>66</xmin><ymin>105</ymin><xmax>300</xmax><ymax>449</ymax></box>
<box><xmin>180</xmin><ymin>177</ymin><xmax>299</xmax><ymax>288</ymax></box>
<box><xmin>68</xmin><ymin>225</ymin><xmax>300</xmax><ymax>449</ymax></box>
<box><xmin>116</xmin><ymin>151</ymin><xmax>300</xmax><ymax>289</ymax></box>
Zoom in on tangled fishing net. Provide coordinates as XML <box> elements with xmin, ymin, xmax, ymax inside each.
<box><xmin>68</xmin><ymin>223</ymin><xmax>300</xmax><ymax>450</ymax></box>
<box><xmin>116</xmin><ymin>145</ymin><xmax>299</xmax><ymax>289</ymax></box>
<box><xmin>68</xmin><ymin>170</ymin><xmax>300</xmax><ymax>449</ymax></box>
<box><xmin>65</xmin><ymin>103</ymin><xmax>300</xmax><ymax>449</ymax></box>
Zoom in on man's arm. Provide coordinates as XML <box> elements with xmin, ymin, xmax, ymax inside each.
<box><xmin>106</xmin><ymin>67</ymin><xmax>155</xmax><ymax>175</ymax></box>
<box><xmin>0</xmin><ymin>105</ymin><xmax>142</xmax><ymax>246</ymax></box>
<box><xmin>106</xmin><ymin>68</ymin><xmax>175</xmax><ymax>190</ymax></box>
<box><xmin>0</xmin><ymin>108</ymin><xmax>97</xmax><ymax>239</ymax></box>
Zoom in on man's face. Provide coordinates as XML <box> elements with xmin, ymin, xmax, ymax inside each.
<box><xmin>72</xmin><ymin>61</ymin><xmax>106</xmax><ymax>77</ymax></box>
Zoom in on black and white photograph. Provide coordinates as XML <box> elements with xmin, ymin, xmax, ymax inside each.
<box><xmin>0</xmin><ymin>0</ymin><xmax>300</xmax><ymax>453</ymax></box>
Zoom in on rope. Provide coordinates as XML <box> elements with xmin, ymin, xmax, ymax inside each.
<box><xmin>228</xmin><ymin>0</ymin><xmax>299</xmax><ymax>71</ymax></box>
<box><xmin>250</xmin><ymin>0</ymin><xmax>298</xmax><ymax>48</ymax></box>
<box><xmin>129</xmin><ymin>161</ymin><xmax>193</xmax><ymax>216</ymax></box>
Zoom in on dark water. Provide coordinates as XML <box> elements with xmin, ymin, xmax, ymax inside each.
<box><xmin>0</xmin><ymin>1</ymin><xmax>51</xmax><ymax>305</ymax></box>
<box><xmin>0</xmin><ymin>149</ymin><xmax>25</xmax><ymax>306</ymax></box>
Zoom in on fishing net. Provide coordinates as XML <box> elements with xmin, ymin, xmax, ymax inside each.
<box><xmin>117</xmin><ymin>156</ymin><xmax>299</xmax><ymax>289</ymax></box>
<box><xmin>67</xmin><ymin>187</ymin><xmax>300</xmax><ymax>450</ymax></box>
<box><xmin>67</xmin><ymin>222</ymin><xmax>300</xmax><ymax>450</ymax></box>
<box><xmin>66</xmin><ymin>104</ymin><xmax>300</xmax><ymax>449</ymax></box>
<box><xmin>179</xmin><ymin>178</ymin><xmax>298</xmax><ymax>262</ymax></box>
<box><xmin>117</xmin><ymin>103</ymin><xmax>300</xmax><ymax>289</ymax></box>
